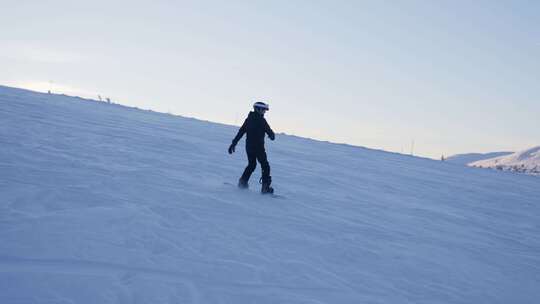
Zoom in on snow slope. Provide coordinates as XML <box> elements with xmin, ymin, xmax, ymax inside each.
<box><xmin>470</xmin><ymin>147</ymin><xmax>540</xmax><ymax>175</ymax></box>
<box><xmin>1</xmin><ymin>85</ymin><xmax>540</xmax><ymax>304</ymax></box>
<box><xmin>445</xmin><ymin>152</ymin><xmax>513</xmax><ymax>166</ymax></box>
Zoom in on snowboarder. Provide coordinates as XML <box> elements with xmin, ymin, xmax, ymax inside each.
<box><xmin>228</xmin><ymin>102</ymin><xmax>275</xmax><ymax>194</ymax></box>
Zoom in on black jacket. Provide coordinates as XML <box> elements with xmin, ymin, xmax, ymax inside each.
<box><xmin>232</xmin><ymin>111</ymin><xmax>275</xmax><ymax>150</ymax></box>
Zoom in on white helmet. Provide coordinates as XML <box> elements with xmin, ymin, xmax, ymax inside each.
<box><xmin>253</xmin><ymin>102</ymin><xmax>269</xmax><ymax>113</ymax></box>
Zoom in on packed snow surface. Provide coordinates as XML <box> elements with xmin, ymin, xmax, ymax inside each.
<box><xmin>1</xmin><ymin>85</ymin><xmax>540</xmax><ymax>303</ymax></box>
<box><xmin>470</xmin><ymin>146</ymin><xmax>540</xmax><ymax>175</ymax></box>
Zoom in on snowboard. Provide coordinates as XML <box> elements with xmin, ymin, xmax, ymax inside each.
<box><xmin>223</xmin><ymin>182</ymin><xmax>286</xmax><ymax>199</ymax></box>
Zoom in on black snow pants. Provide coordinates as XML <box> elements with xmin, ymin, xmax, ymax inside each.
<box><xmin>240</xmin><ymin>147</ymin><xmax>270</xmax><ymax>183</ymax></box>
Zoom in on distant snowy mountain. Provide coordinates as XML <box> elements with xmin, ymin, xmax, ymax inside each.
<box><xmin>446</xmin><ymin>151</ymin><xmax>513</xmax><ymax>165</ymax></box>
<box><xmin>470</xmin><ymin>146</ymin><xmax>540</xmax><ymax>175</ymax></box>
<box><xmin>1</xmin><ymin>85</ymin><xmax>540</xmax><ymax>303</ymax></box>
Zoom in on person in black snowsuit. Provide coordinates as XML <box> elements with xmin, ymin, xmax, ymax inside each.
<box><xmin>228</xmin><ymin>102</ymin><xmax>275</xmax><ymax>194</ymax></box>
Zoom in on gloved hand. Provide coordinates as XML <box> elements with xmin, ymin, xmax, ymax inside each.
<box><xmin>269</xmin><ymin>133</ymin><xmax>275</xmax><ymax>141</ymax></box>
<box><xmin>228</xmin><ymin>143</ymin><xmax>236</xmax><ymax>154</ymax></box>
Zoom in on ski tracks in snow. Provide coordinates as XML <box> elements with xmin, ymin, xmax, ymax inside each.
<box><xmin>0</xmin><ymin>256</ymin><xmax>350</xmax><ymax>303</ymax></box>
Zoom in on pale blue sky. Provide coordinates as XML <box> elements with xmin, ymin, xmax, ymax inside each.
<box><xmin>2</xmin><ymin>0</ymin><xmax>539</xmax><ymax>158</ymax></box>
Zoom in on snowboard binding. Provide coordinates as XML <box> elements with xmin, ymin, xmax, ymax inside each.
<box><xmin>238</xmin><ymin>178</ymin><xmax>249</xmax><ymax>189</ymax></box>
<box><xmin>260</xmin><ymin>176</ymin><xmax>274</xmax><ymax>194</ymax></box>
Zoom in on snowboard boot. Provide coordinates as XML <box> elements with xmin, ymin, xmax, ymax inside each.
<box><xmin>260</xmin><ymin>176</ymin><xmax>274</xmax><ymax>194</ymax></box>
<box><xmin>238</xmin><ymin>178</ymin><xmax>249</xmax><ymax>189</ymax></box>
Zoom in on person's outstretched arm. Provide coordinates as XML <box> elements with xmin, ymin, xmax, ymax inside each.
<box><xmin>229</xmin><ymin>119</ymin><xmax>247</xmax><ymax>154</ymax></box>
<box><xmin>264</xmin><ymin>120</ymin><xmax>275</xmax><ymax>140</ymax></box>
